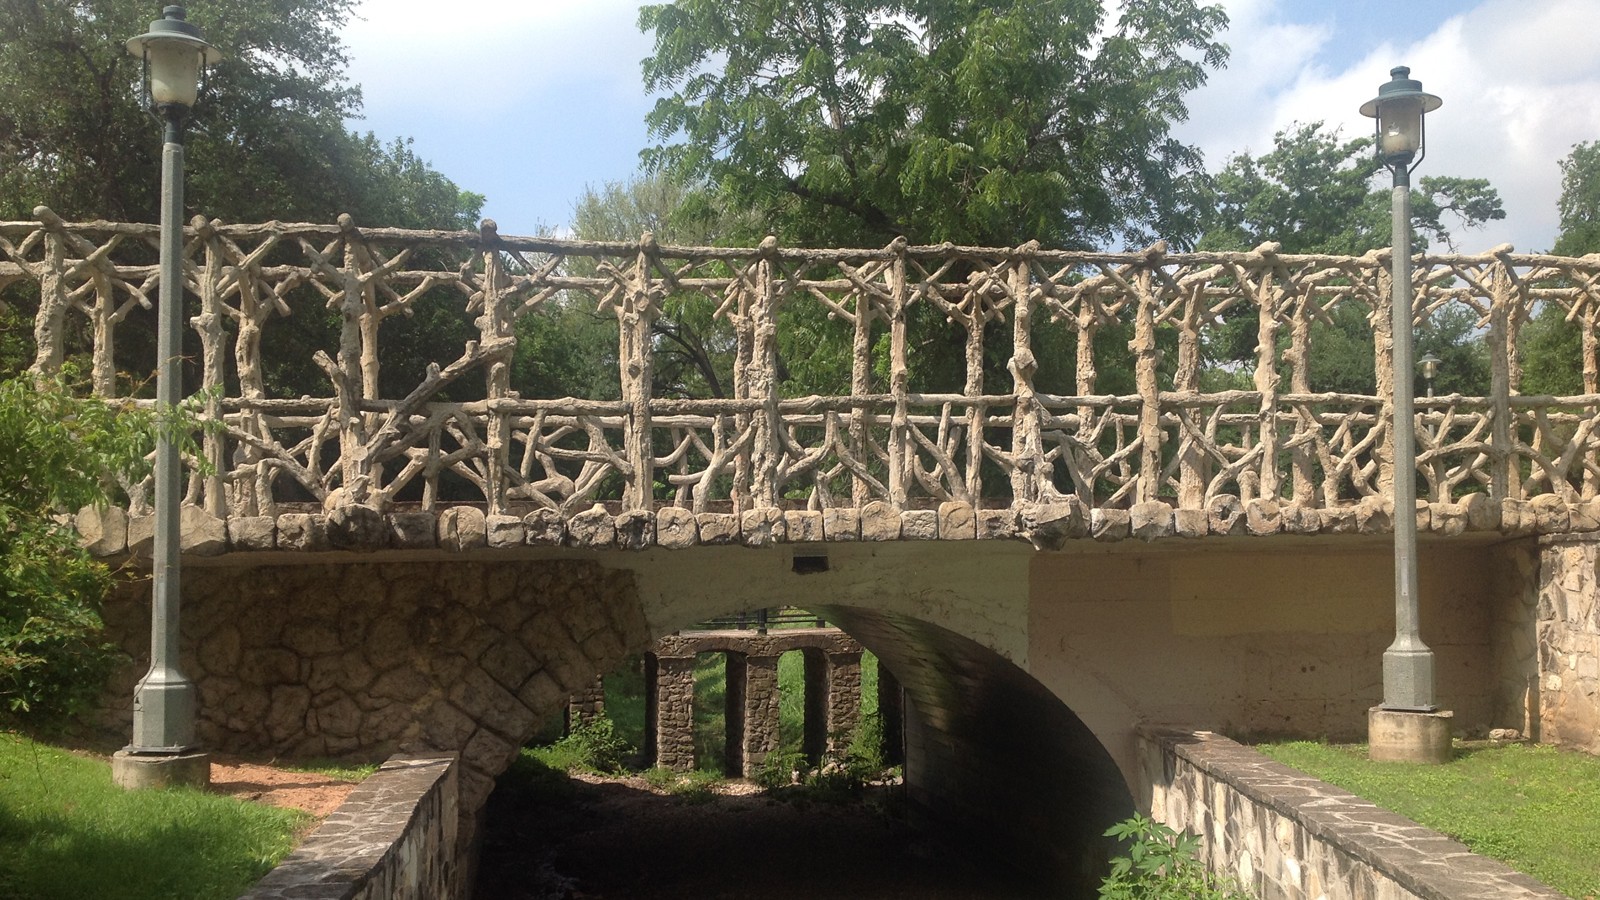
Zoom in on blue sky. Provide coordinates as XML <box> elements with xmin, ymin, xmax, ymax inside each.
<box><xmin>341</xmin><ymin>0</ymin><xmax>1600</xmax><ymax>252</ymax></box>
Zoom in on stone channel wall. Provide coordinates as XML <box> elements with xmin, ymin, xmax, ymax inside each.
<box><xmin>1137</xmin><ymin>729</ymin><xmax>1564</xmax><ymax>900</ymax></box>
<box><xmin>1534</xmin><ymin>537</ymin><xmax>1600</xmax><ymax>754</ymax></box>
<box><xmin>241</xmin><ymin>755</ymin><xmax>458</xmax><ymax>900</ymax></box>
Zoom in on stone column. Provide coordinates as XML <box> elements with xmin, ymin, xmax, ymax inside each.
<box><xmin>826</xmin><ymin>650</ymin><xmax>863</xmax><ymax>759</ymax></box>
<box><xmin>651</xmin><ymin>654</ymin><xmax>697</xmax><ymax>771</ymax></box>
<box><xmin>565</xmin><ymin>675</ymin><xmax>605</xmax><ymax>732</ymax></box>
<box><xmin>737</xmin><ymin>655</ymin><xmax>781</xmax><ymax>777</ymax></box>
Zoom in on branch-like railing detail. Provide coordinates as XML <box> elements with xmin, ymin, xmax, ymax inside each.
<box><xmin>8</xmin><ymin>208</ymin><xmax>1600</xmax><ymax>524</ymax></box>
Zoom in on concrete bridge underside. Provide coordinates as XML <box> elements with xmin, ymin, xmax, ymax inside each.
<box><xmin>96</xmin><ymin>532</ymin><xmax>1555</xmax><ymax>891</ymax></box>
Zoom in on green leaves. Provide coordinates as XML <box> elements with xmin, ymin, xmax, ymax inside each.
<box><xmin>639</xmin><ymin>0</ymin><xmax>1228</xmax><ymax>249</ymax></box>
<box><xmin>1555</xmin><ymin>141</ymin><xmax>1600</xmax><ymax>256</ymax></box>
<box><xmin>1098</xmin><ymin>813</ymin><xmax>1250</xmax><ymax>900</ymax></box>
<box><xmin>0</xmin><ymin>371</ymin><xmax>160</xmax><ymax>725</ymax></box>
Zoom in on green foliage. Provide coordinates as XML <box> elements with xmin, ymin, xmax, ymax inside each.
<box><xmin>1098</xmin><ymin>814</ymin><xmax>1250</xmax><ymax>900</ymax></box>
<box><xmin>0</xmin><ymin>732</ymin><xmax>306</xmax><ymax>900</ymax></box>
<box><xmin>528</xmin><ymin>716</ymin><xmax>634</xmax><ymax>775</ymax></box>
<box><xmin>1259</xmin><ymin>741</ymin><xmax>1600</xmax><ymax>899</ymax></box>
<box><xmin>639</xmin><ymin>0</ymin><xmax>1228</xmax><ymax>249</ymax></box>
<box><xmin>0</xmin><ymin>0</ymin><xmax>481</xmax><ymax>227</ymax></box>
<box><xmin>1555</xmin><ymin>141</ymin><xmax>1600</xmax><ymax>257</ymax></box>
<box><xmin>641</xmin><ymin>765</ymin><xmax>720</xmax><ymax>802</ymax></box>
<box><xmin>1199</xmin><ymin>122</ymin><xmax>1505</xmax><ymax>256</ymax></box>
<box><xmin>0</xmin><ymin>372</ymin><xmax>164</xmax><ymax>725</ymax></box>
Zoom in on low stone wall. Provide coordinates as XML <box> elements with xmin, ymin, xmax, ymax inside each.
<box><xmin>241</xmin><ymin>755</ymin><xmax>458</xmax><ymax>900</ymax></box>
<box><xmin>1536</xmin><ymin>537</ymin><xmax>1600</xmax><ymax>754</ymax></box>
<box><xmin>1137</xmin><ymin>729</ymin><xmax>1563</xmax><ymax>900</ymax></box>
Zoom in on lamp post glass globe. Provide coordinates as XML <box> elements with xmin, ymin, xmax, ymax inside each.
<box><xmin>1360</xmin><ymin>66</ymin><xmax>1442</xmax><ymax>170</ymax></box>
<box><xmin>125</xmin><ymin>6</ymin><xmax>222</xmax><ymax>111</ymax></box>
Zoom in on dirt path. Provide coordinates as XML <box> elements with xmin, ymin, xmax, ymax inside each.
<box><xmin>475</xmin><ymin>774</ymin><xmax>1050</xmax><ymax>900</ymax></box>
<box><xmin>208</xmin><ymin>756</ymin><xmax>358</xmax><ymax>819</ymax></box>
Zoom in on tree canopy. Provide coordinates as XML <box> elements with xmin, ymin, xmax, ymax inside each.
<box><xmin>0</xmin><ymin>0</ymin><xmax>482</xmax><ymax>228</ymax></box>
<box><xmin>1198</xmin><ymin>122</ymin><xmax>1504</xmax><ymax>255</ymax></box>
<box><xmin>639</xmin><ymin>0</ymin><xmax>1228</xmax><ymax>249</ymax></box>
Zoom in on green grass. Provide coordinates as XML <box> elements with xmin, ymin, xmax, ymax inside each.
<box><xmin>277</xmin><ymin>758</ymin><xmax>380</xmax><ymax>782</ymax></box>
<box><xmin>0</xmin><ymin>732</ymin><xmax>308</xmax><ymax>900</ymax></box>
<box><xmin>1259</xmin><ymin>741</ymin><xmax>1600</xmax><ymax>899</ymax></box>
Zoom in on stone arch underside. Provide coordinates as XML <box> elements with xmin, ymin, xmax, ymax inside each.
<box><xmin>816</xmin><ymin>605</ymin><xmax>1135</xmax><ymax>896</ymax></box>
<box><xmin>99</xmin><ymin>543</ymin><xmax>1137</xmax><ymax>891</ymax></box>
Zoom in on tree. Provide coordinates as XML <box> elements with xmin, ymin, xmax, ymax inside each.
<box><xmin>0</xmin><ymin>0</ymin><xmax>482</xmax><ymax>228</ymax></box>
<box><xmin>1198</xmin><ymin>123</ymin><xmax>1501</xmax><ymax>394</ymax></box>
<box><xmin>1522</xmin><ymin>141</ymin><xmax>1600</xmax><ymax>395</ymax></box>
<box><xmin>0</xmin><ymin>371</ymin><xmax>159</xmax><ymax>726</ymax></box>
<box><xmin>638</xmin><ymin>0</ymin><xmax>1228</xmax><ymax>249</ymax></box>
<box><xmin>1199</xmin><ymin>122</ymin><xmax>1504</xmax><ymax>255</ymax></box>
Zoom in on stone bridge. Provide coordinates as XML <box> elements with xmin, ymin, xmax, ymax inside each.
<box><xmin>6</xmin><ymin>213</ymin><xmax>1600</xmax><ymax>890</ymax></box>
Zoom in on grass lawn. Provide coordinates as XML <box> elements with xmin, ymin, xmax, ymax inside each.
<box><xmin>1259</xmin><ymin>741</ymin><xmax>1600</xmax><ymax>900</ymax></box>
<box><xmin>0</xmin><ymin>733</ymin><xmax>308</xmax><ymax>900</ymax></box>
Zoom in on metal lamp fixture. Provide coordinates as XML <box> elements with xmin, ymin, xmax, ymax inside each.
<box><xmin>121</xmin><ymin>6</ymin><xmax>220</xmax><ymax>762</ymax></box>
<box><xmin>1360</xmin><ymin>67</ymin><xmax>1441</xmax><ymax>713</ymax></box>
<box><xmin>1419</xmin><ymin>352</ymin><xmax>1441</xmax><ymax>395</ymax></box>
<box><xmin>1360</xmin><ymin>66</ymin><xmax>1442</xmax><ymax>172</ymax></box>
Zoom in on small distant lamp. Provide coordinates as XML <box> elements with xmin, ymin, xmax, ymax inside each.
<box><xmin>1419</xmin><ymin>352</ymin><xmax>1441</xmax><ymax>398</ymax></box>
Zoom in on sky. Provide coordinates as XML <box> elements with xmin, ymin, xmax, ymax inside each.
<box><xmin>341</xmin><ymin>0</ymin><xmax>1600</xmax><ymax>253</ymax></box>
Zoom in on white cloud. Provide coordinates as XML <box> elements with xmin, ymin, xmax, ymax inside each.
<box><xmin>1180</xmin><ymin>0</ymin><xmax>1600</xmax><ymax>252</ymax></box>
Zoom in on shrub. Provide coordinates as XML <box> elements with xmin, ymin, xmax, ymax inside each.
<box><xmin>1098</xmin><ymin>814</ymin><xmax>1251</xmax><ymax>900</ymax></box>
<box><xmin>532</xmin><ymin>716</ymin><xmax>634</xmax><ymax>774</ymax></box>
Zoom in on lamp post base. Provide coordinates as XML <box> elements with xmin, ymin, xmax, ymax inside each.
<box><xmin>1368</xmin><ymin>706</ymin><xmax>1453</xmax><ymax>763</ymax></box>
<box><xmin>112</xmin><ymin>749</ymin><xmax>211</xmax><ymax>790</ymax></box>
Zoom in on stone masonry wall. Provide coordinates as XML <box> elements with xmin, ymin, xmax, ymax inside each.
<box><xmin>1535</xmin><ymin>537</ymin><xmax>1600</xmax><ymax>753</ymax></box>
<box><xmin>1138</xmin><ymin>728</ymin><xmax>1564</xmax><ymax>900</ymax></box>
<box><xmin>241</xmin><ymin>755</ymin><xmax>458</xmax><ymax>900</ymax></box>
<box><xmin>98</xmin><ymin>559</ymin><xmax>651</xmax><ymax>832</ymax></box>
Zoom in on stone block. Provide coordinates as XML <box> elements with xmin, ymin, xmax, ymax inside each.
<box><xmin>822</xmin><ymin>508</ymin><xmax>859</xmax><ymax>541</ymax></box>
<box><xmin>227</xmin><ymin>515</ymin><xmax>276</xmax><ymax>551</ymax></box>
<box><xmin>1529</xmin><ymin>493</ymin><xmax>1570</xmax><ymax>534</ymax></box>
<box><xmin>326</xmin><ymin>503</ymin><xmax>388</xmax><ymax>550</ymax></box>
<box><xmin>440</xmin><ymin>506</ymin><xmax>487</xmax><ymax>551</ymax></box>
<box><xmin>697</xmin><ymin>512</ymin><xmax>740</xmax><ymax>544</ymax></box>
<box><xmin>1499</xmin><ymin>498</ymin><xmax>1531</xmax><ymax>535</ymax></box>
<box><xmin>784</xmin><ymin>510</ymin><xmax>825</xmax><ymax>543</ymax></box>
<box><xmin>1018</xmin><ymin>499</ymin><xmax>1084</xmax><ymax>549</ymax></box>
<box><xmin>1319</xmin><ymin>505</ymin><xmax>1358</xmax><ymax>535</ymax></box>
<box><xmin>565</xmin><ymin>505</ymin><xmax>615</xmax><ymax>548</ymax></box>
<box><xmin>522</xmin><ymin>508</ymin><xmax>564</xmax><ymax>545</ymax></box>
<box><xmin>655</xmin><ymin>507</ymin><xmax>698</xmax><ymax>549</ymax></box>
<box><xmin>177</xmin><ymin>505</ymin><xmax>228</xmax><ymax>556</ymax></box>
<box><xmin>1244</xmin><ymin>498</ymin><xmax>1282</xmax><ymax>536</ymax></box>
<box><xmin>937</xmin><ymin>501</ymin><xmax>976</xmax><ymax>540</ymax></box>
<box><xmin>1429</xmin><ymin>502</ymin><xmax>1467</xmax><ymax>536</ymax></box>
<box><xmin>1570</xmin><ymin>497</ymin><xmax>1600</xmax><ymax>533</ymax></box>
<box><xmin>1462</xmin><ymin>492</ymin><xmax>1498</xmax><ymax>531</ymax></box>
<box><xmin>1130</xmin><ymin>501</ymin><xmax>1174</xmax><ymax>541</ymax></box>
<box><xmin>1206</xmin><ymin>494</ymin><xmax>1246</xmax><ymax>535</ymax></box>
<box><xmin>741</xmin><ymin>507</ymin><xmax>785</xmax><ymax>547</ymax></box>
<box><xmin>1356</xmin><ymin>496</ymin><xmax>1392</xmax><ymax>534</ymax></box>
<box><xmin>127</xmin><ymin>513</ymin><xmax>155</xmax><ymax>558</ymax></box>
<box><xmin>1281</xmin><ymin>504</ymin><xmax>1320</xmax><ymax>535</ymax></box>
<box><xmin>615</xmin><ymin>510</ymin><xmax>655</xmax><ymax>551</ymax></box>
<box><xmin>485</xmin><ymin>514</ymin><xmax>525</xmax><ymax>548</ymax></box>
<box><xmin>1090</xmin><ymin>508</ymin><xmax>1130</xmax><ymax>542</ymax></box>
<box><xmin>389</xmin><ymin>510</ymin><xmax>437</xmax><ymax>549</ymax></box>
<box><xmin>76</xmin><ymin>505</ymin><xmax>127</xmax><ymax>556</ymax></box>
<box><xmin>860</xmin><ymin>501</ymin><xmax>901</xmax><ymax>541</ymax></box>
<box><xmin>976</xmin><ymin>508</ymin><xmax>1017</xmax><ymax>540</ymax></box>
<box><xmin>1173</xmin><ymin>508</ymin><xmax>1207</xmax><ymax>539</ymax></box>
<box><xmin>900</xmin><ymin>509</ymin><xmax>938</xmax><ymax>540</ymax></box>
<box><xmin>277</xmin><ymin>513</ymin><xmax>329</xmax><ymax>551</ymax></box>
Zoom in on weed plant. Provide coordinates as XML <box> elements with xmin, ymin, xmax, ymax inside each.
<box><xmin>0</xmin><ymin>733</ymin><xmax>306</xmax><ymax>900</ymax></box>
<box><xmin>1097</xmin><ymin>814</ymin><xmax>1251</xmax><ymax>900</ymax></box>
